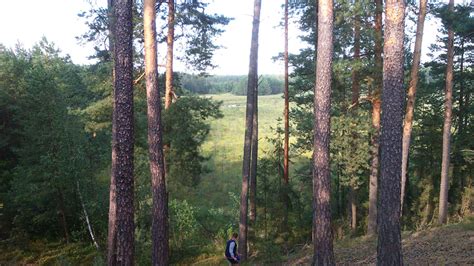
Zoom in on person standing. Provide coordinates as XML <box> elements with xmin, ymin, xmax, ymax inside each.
<box><xmin>225</xmin><ymin>233</ymin><xmax>240</xmax><ymax>264</ymax></box>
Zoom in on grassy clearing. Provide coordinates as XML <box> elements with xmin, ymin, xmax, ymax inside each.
<box><xmin>196</xmin><ymin>93</ymin><xmax>286</xmax><ymax>207</ymax></box>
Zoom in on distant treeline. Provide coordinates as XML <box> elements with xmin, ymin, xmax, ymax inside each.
<box><xmin>179</xmin><ymin>73</ymin><xmax>284</xmax><ymax>95</ymax></box>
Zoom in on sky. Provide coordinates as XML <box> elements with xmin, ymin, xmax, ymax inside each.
<box><xmin>0</xmin><ymin>0</ymin><xmax>443</xmax><ymax>75</ymax></box>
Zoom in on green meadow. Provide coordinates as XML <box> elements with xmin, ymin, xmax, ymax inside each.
<box><xmin>194</xmin><ymin>93</ymin><xmax>286</xmax><ymax>207</ymax></box>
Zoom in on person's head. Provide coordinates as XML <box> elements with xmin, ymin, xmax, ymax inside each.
<box><xmin>232</xmin><ymin>232</ymin><xmax>238</xmax><ymax>239</ymax></box>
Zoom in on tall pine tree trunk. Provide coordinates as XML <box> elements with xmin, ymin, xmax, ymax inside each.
<box><xmin>165</xmin><ymin>0</ymin><xmax>175</xmax><ymax>110</ymax></box>
<box><xmin>401</xmin><ymin>0</ymin><xmax>427</xmax><ymax>213</ymax></box>
<box><xmin>283</xmin><ymin>0</ymin><xmax>289</xmax><ymax>185</ymax></box>
<box><xmin>281</xmin><ymin>0</ymin><xmax>290</xmax><ymax>247</ymax></box>
<box><xmin>312</xmin><ymin>0</ymin><xmax>335</xmax><ymax>264</ymax></box>
<box><xmin>144</xmin><ymin>0</ymin><xmax>169</xmax><ymax>264</ymax></box>
<box><xmin>377</xmin><ymin>0</ymin><xmax>405</xmax><ymax>264</ymax></box>
<box><xmin>349</xmin><ymin>13</ymin><xmax>360</xmax><ymax>232</ymax></box>
<box><xmin>239</xmin><ymin>0</ymin><xmax>261</xmax><ymax>261</ymax></box>
<box><xmin>367</xmin><ymin>0</ymin><xmax>382</xmax><ymax>237</ymax></box>
<box><xmin>349</xmin><ymin>187</ymin><xmax>357</xmax><ymax>231</ymax></box>
<box><xmin>106</xmin><ymin>0</ymin><xmax>118</xmax><ymax>263</ymax></box>
<box><xmin>249</xmin><ymin>83</ymin><xmax>258</xmax><ymax>223</ymax></box>
<box><xmin>439</xmin><ymin>0</ymin><xmax>455</xmax><ymax>225</ymax></box>
<box><xmin>450</xmin><ymin>38</ymin><xmax>465</xmax><ymax>213</ymax></box>
<box><xmin>109</xmin><ymin>0</ymin><xmax>135</xmax><ymax>264</ymax></box>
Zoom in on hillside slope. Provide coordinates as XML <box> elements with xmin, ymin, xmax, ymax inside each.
<box><xmin>288</xmin><ymin>217</ymin><xmax>474</xmax><ymax>265</ymax></box>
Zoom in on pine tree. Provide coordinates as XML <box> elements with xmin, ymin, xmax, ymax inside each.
<box><xmin>377</xmin><ymin>0</ymin><xmax>405</xmax><ymax>264</ymax></box>
<box><xmin>312</xmin><ymin>0</ymin><xmax>335</xmax><ymax>264</ymax></box>
<box><xmin>108</xmin><ymin>0</ymin><xmax>135</xmax><ymax>264</ymax></box>
<box><xmin>439</xmin><ymin>0</ymin><xmax>455</xmax><ymax>225</ymax></box>
<box><xmin>401</xmin><ymin>0</ymin><xmax>427</xmax><ymax>213</ymax></box>
<box><xmin>144</xmin><ymin>0</ymin><xmax>168</xmax><ymax>264</ymax></box>
<box><xmin>367</xmin><ymin>0</ymin><xmax>382</xmax><ymax>237</ymax></box>
<box><xmin>165</xmin><ymin>0</ymin><xmax>175</xmax><ymax>109</ymax></box>
<box><xmin>239</xmin><ymin>0</ymin><xmax>262</xmax><ymax>261</ymax></box>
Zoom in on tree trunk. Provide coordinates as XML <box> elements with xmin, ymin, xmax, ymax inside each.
<box><xmin>312</xmin><ymin>0</ymin><xmax>335</xmax><ymax>264</ymax></box>
<box><xmin>249</xmin><ymin>82</ymin><xmax>258</xmax><ymax>223</ymax></box>
<box><xmin>77</xmin><ymin>181</ymin><xmax>99</xmax><ymax>249</ymax></box>
<box><xmin>144</xmin><ymin>0</ymin><xmax>169</xmax><ymax>264</ymax></box>
<box><xmin>350</xmin><ymin>187</ymin><xmax>357</xmax><ymax>232</ymax></box>
<box><xmin>283</xmin><ymin>0</ymin><xmax>289</xmax><ymax>185</ymax></box>
<box><xmin>401</xmin><ymin>0</ymin><xmax>427</xmax><ymax>213</ymax></box>
<box><xmin>106</xmin><ymin>0</ymin><xmax>118</xmax><ymax>264</ymax></box>
<box><xmin>450</xmin><ymin>38</ymin><xmax>465</xmax><ymax>212</ymax></box>
<box><xmin>349</xmin><ymin>13</ymin><xmax>361</xmax><ymax>232</ymax></box>
<box><xmin>439</xmin><ymin>0</ymin><xmax>454</xmax><ymax>225</ymax></box>
<box><xmin>377</xmin><ymin>0</ymin><xmax>405</xmax><ymax>264</ymax></box>
<box><xmin>367</xmin><ymin>0</ymin><xmax>382</xmax><ymax>237</ymax></box>
<box><xmin>57</xmin><ymin>187</ymin><xmax>70</xmax><ymax>244</ymax></box>
<box><xmin>458</xmin><ymin>39</ymin><xmax>465</xmax><ymax>134</ymax></box>
<box><xmin>368</xmin><ymin>100</ymin><xmax>381</xmax><ymax>235</ymax></box>
<box><xmin>351</xmin><ymin>14</ymin><xmax>360</xmax><ymax>107</ymax></box>
<box><xmin>239</xmin><ymin>0</ymin><xmax>261</xmax><ymax>261</ymax></box>
<box><xmin>165</xmin><ymin>0</ymin><xmax>175</xmax><ymax>110</ymax></box>
<box><xmin>110</xmin><ymin>0</ymin><xmax>135</xmax><ymax>264</ymax></box>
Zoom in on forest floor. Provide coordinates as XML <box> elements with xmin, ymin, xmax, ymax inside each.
<box><xmin>193</xmin><ymin>215</ymin><xmax>474</xmax><ymax>265</ymax></box>
<box><xmin>1</xmin><ymin>216</ymin><xmax>473</xmax><ymax>265</ymax></box>
<box><xmin>285</xmin><ymin>215</ymin><xmax>474</xmax><ymax>265</ymax></box>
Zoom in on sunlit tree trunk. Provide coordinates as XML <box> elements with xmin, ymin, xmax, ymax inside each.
<box><xmin>106</xmin><ymin>0</ymin><xmax>118</xmax><ymax>264</ymax></box>
<box><xmin>349</xmin><ymin>187</ymin><xmax>357</xmax><ymax>231</ymax></box>
<box><xmin>165</xmin><ymin>0</ymin><xmax>175</xmax><ymax>110</ymax></box>
<box><xmin>312</xmin><ymin>0</ymin><xmax>335</xmax><ymax>264</ymax></box>
<box><xmin>144</xmin><ymin>0</ymin><xmax>169</xmax><ymax>264</ymax></box>
<box><xmin>281</xmin><ymin>0</ymin><xmax>290</xmax><ymax>247</ymax></box>
<box><xmin>439</xmin><ymin>0</ymin><xmax>454</xmax><ymax>225</ymax></box>
<box><xmin>109</xmin><ymin>0</ymin><xmax>135</xmax><ymax>264</ymax></box>
<box><xmin>377</xmin><ymin>0</ymin><xmax>405</xmax><ymax>264</ymax></box>
<box><xmin>239</xmin><ymin>0</ymin><xmax>261</xmax><ymax>261</ymax></box>
<box><xmin>451</xmin><ymin>38</ymin><xmax>466</xmax><ymax>213</ymax></box>
<box><xmin>249</xmin><ymin>83</ymin><xmax>258</xmax><ymax>223</ymax></box>
<box><xmin>367</xmin><ymin>0</ymin><xmax>382</xmax><ymax>237</ymax></box>
<box><xmin>401</xmin><ymin>0</ymin><xmax>427</xmax><ymax>213</ymax></box>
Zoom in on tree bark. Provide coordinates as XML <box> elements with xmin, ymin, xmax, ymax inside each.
<box><xmin>350</xmin><ymin>187</ymin><xmax>357</xmax><ymax>231</ymax></box>
<box><xmin>283</xmin><ymin>0</ymin><xmax>289</xmax><ymax>185</ymax></box>
<box><xmin>377</xmin><ymin>0</ymin><xmax>405</xmax><ymax>264</ymax></box>
<box><xmin>439</xmin><ymin>0</ymin><xmax>454</xmax><ymax>225</ymax></box>
<box><xmin>312</xmin><ymin>0</ymin><xmax>335</xmax><ymax>264</ymax></box>
<box><xmin>401</xmin><ymin>0</ymin><xmax>427</xmax><ymax>213</ymax></box>
<box><xmin>109</xmin><ymin>0</ymin><xmax>135</xmax><ymax>264</ymax></box>
<box><xmin>239</xmin><ymin>0</ymin><xmax>261</xmax><ymax>261</ymax></box>
<box><xmin>77</xmin><ymin>181</ymin><xmax>99</xmax><ymax>249</ymax></box>
<box><xmin>106</xmin><ymin>0</ymin><xmax>118</xmax><ymax>264</ymax></box>
<box><xmin>368</xmin><ymin>99</ymin><xmax>381</xmax><ymax>236</ymax></box>
<box><xmin>249</xmin><ymin>82</ymin><xmax>258</xmax><ymax>223</ymax></box>
<box><xmin>367</xmin><ymin>0</ymin><xmax>382</xmax><ymax>237</ymax></box>
<box><xmin>144</xmin><ymin>0</ymin><xmax>169</xmax><ymax>264</ymax></box>
<box><xmin>165</xmin><ymin>0</ymin><xmax>175</xmax><ymax>110</ymax></box>
<box><xmin>450</xmin><ymin>38</ymin><xmax>465</xmax><ymax>212</ymax></box>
